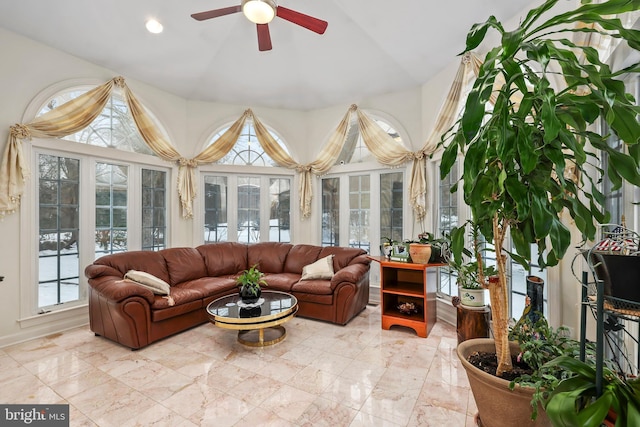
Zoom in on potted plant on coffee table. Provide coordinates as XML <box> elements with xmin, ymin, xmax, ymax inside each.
<box><xmin>439</xmin><ymin>0</ymin><xmax>640</xmax><ymax>424</ymax></box>
<box><xmin>236</xmin><ymin>264</ymin><xmax>268</xmax><ymax>304</ymax></box>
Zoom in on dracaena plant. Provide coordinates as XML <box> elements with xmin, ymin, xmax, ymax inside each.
<box><xmin>439</xmin><ymin>0</ymin><xmax>640</xmax><ymax>377</ymax></box>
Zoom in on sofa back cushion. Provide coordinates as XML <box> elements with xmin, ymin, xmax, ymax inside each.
<box><xmin>92</xmin><ymin>251</ymin><xmax>170</xmax><ymax>283</ymax></box>
<box><xmin>161</xmin><ymin>247</ymin><xmax>208</xmax><ymax>285</ymax></box>
<box><xmin>247</xmin><ymin>242</ymin><xmax>293</xmax><ymax>273</ymax></box>
<box><xmin>197</xmin><ymin>242</ymin><xmax>248</xmax><ymax>276</ymax></box>
<box><xmin>284</xmin><ymin>244</ymin><xmax>323</xmax><ymax>274</ymax></box>
<box><xmin>319</xmin><ymin>246</ymin><xmax>366</xmax><ymax>270</ymax></box>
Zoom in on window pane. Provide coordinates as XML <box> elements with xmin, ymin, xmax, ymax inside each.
<box><xmin>238</xmin><ymin>177</ymin><xmax>260</xmax><ymax>243</ymax></box>
<box><xmin>349</xmin><ymin>175</ymin><xmax>370</xmax><ymax>251</ymax></box>
<box><xmin>269</xmin><ymin>178</ymin><xmax>291</xmax><ymax>243</ymax></box>
<box><xmin>380</xmin><ymin>172</ymin><xmax>403</xmax><ymax>243</ymax></box>
<box><xmin>322</xmin><ymin>178</ymin><xmax>340</xmax><ymax>246</ymax></box>
<box><xmin>38</xmin><ymin>154</ymin><xmax>80</xmax><ymax>308</ymax></box>
<box><xmin>204</xmin><ymin>176</ymin><xmax>228</xmax><ymax>243</ymax></box>
<box><xmin>437</xmin><ymin>160</ymin><xmax>458</xmax><ymax>297</ymax></box>
<box><xmin>95</xmin><ymin>162</ymin><xmax>128</xmax><ymax>257</ymax></box>
<box><xmin>141</xmin><ymin>169</ymin><xmax>166</xmax><ymax>251</ymax></box>
<box><xmin>601</xmin><ymin>118</ymin><xmax>624</xmax><ymax>226</ymax></box>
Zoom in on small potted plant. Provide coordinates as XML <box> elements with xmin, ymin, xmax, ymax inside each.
<box><xmin>417</xmin><ymin>231</ymin><xmax>452</xmax><ymax>264</ymax></box>
<box><xmin>449</xmin><ymin>221</ymin><xmax>496</xmax><ymax>308</ymax></box>
<box><xmin>236</xmin><ymin>264</ymin><xmax>268</xmax><ymax>303</ymax></box>
<box><xmin>454</xmin><ymin>260</ymin><xmax>494</xmax><ymax>307</ymax></box>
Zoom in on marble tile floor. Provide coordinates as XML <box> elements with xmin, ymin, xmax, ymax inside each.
<box><xmin>0</xmin><ymin>305</ymin><xmax>479</xmax><ymax>426</ymax></box>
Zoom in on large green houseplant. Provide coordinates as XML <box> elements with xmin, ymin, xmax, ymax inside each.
<box><xmin>544</xmin><ymin>355</ymin><xmax>640</xmax><ymax>426</ymax></box>
<box><xmin>440</xmin><ymin>0</ymin><xmax>640</xmax><ymax>380</ymax></box>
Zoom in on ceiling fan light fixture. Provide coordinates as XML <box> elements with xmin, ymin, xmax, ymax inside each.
<box><xmin>241</xmin><ymin>0</ymin><xmax>276</xmax><ymax>24</ymax></box>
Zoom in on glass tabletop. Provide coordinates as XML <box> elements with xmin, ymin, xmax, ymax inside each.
<box><xmin>206</xmin><ymin>290</ymin><xmax>298</xmax><ymax>325</ymax></box>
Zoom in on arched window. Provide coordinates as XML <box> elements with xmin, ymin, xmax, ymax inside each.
<box><xmin>208</xmin><ymin>119</ymin><xmax>289</xmax><ymax>166</ymax></box>
<box><xmin>202</xmin><ymin>119</ymin><xmax>293</xmax><ymax>244</ymax></box>
<box><xmin>336</xmin><ymin>116</ymin><xmax>405</xmax><ymax>164</ymax></box>
<box><xmin>28</xmin><ymin>85</ymin><xmax>171</xmax><ymax>314</ymax></box>
<box><xmin>37</xmin><ymin>89</ymin><xmax>156</xmax><ymax>155</ymax></box>
<box><xmin>321</xmin><ymin>114</ymin><xmax>409</xmax><ymax>253</ymax></box>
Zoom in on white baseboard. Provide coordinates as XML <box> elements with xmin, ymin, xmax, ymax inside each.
<box><xmin>436</xmin><ymin>296</ymin><xmax>456</xmax><ymax>327</ymax></box>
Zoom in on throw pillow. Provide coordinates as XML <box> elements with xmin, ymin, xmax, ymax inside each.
<box><xmin>124</xmin><ymin>270</ymin><xmax>171</xmax><ymax>295</ymax></box>
<box><xmin>300</xmin><ymin>255</ymin><xmax>335</xmax><ymax>280</ymax></box>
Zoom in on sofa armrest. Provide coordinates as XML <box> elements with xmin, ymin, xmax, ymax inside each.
<box><xmin>87</xmin><ymin>275</ymin><xmax>156</xmax><ymax>304</ymax></box>
<box><xmin>331</xmin><ymin>263</ymin><xmax>369</xmax><ymax>289</ymax></box>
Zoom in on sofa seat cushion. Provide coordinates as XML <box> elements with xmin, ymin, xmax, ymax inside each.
<box><xmin>151</xmin><ymin>299</ymin><xmax>203</xmax><ymax>322</ymax></box>
<box><xmin>175</xmin><ymin>277</ymin><xmax>237</xmax><ymax>298</ymax></box>
<box><xmin>292</xmin><ymin>279</ymin><xmax>333</xmax><ymax>296</ymax></box>
<box><xmin>151</xmin><ymin>287</ymin><xmax>203</xmax><ymax>310</ymax></box>
<box><xmin>291</xmin><ymin>290</ymin><xmax>333</xmax><ymax>305</ymax></box>
<box><xmin>263</xmin><ymin>273</ymin><xmax>301</xmax><ymax>292</ymax></box>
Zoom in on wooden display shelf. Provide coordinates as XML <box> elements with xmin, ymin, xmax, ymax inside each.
<box><xmin>369</xmin><ymin>256</ymin><xmax>444</xmax><ymax>338</ymax></box>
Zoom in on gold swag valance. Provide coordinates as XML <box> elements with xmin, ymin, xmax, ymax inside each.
<box><xmin>0</xmin><ymin>52</ymin><xmax>479</xmax><ymax>220</ymax></box>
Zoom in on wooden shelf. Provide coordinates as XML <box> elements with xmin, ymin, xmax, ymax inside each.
<box><xmin>369</xmin><ymin>256</ymin><xmax>442</xmax><ymax>338</ymax></box>
<box><xmin>382</xmin><ymin>281</ymin><xmax>424</xmax><ymax>297</ymax></box>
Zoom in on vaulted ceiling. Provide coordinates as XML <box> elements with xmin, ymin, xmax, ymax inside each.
<box><xmin>0</xmin><ymin>0</ymin><xmax>538</xmax><ymax>110</ymax></box>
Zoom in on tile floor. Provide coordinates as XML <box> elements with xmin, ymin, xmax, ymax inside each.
<box><xmin>0</xmin><ymin>305</ymin><xmax>478</xmax><ymax>426</ymax></box>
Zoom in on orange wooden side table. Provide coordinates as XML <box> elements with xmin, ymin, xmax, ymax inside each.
<box><xmin>369</xmin><ymin>256</ymin><xmax>444</xmax><ymax>338</ymax></box>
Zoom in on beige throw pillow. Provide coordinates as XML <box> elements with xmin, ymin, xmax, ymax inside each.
<box><xmin>124</xmin><ymin>270</ymin><xmax>171</xmax><ymax>295</ymax></box>
<box><xmin>300</xmin><ymin>255</ymin><xmax>335</xmax><ymax>280</ymax></box>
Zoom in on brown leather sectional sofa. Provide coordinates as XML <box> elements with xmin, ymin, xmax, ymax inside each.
<box><xmin>84</xmin><ymin>242</ymin><xmax>370</xmax><ymax>349</ymax></box>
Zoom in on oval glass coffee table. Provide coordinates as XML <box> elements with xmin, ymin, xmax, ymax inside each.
<box><xmin>206</xmin><ymin>290</ymin><xmax>298</xmax><ymax>347</ymax></box>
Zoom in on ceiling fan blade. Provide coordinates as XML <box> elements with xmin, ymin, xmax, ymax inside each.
<box><xmin>257</xmin><ymin>24</ymin><xmax>272</xmax><ymax>51</ymax></box>
<box><xmin>191</xmin><ymin>6</ymin><xmax>242</xmax><ymax>21</ymax></box>
<box><xmin>276</xmin><ymin>6</ymin><xmax>328</xmax><ymax>34</ymax></box>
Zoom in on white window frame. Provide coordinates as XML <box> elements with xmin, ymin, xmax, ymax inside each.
<box><xmin>195</xmin><ymin>166</ymin><xmax>297</xmax><ymax>244</ymax></box>
<box><xmin>317</xmin><ymin>165</ymin><xmax>410</xmax><ymax>250</ymax></box>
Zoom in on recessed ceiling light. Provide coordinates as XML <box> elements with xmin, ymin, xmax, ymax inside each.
<box><xmin>145</xmin><ymin>19</ymin><xmax>163</xmax><ymax>34</ymax></box>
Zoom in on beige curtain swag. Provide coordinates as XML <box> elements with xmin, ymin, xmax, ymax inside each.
<box><xmin>0</xmin><ymin>78</ymin><xmax>117</xmax><ymax>217</ymax></box>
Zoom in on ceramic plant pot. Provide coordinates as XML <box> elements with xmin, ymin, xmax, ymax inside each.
<box><xmin>460</xmin><ymin>287</ymin><xmax>486</xmax><ymax>308</ymax></box>
<box><xmin>239</xmin><ymin>284</ymin><xmax>261</xmax><ymax>304</ymax></box>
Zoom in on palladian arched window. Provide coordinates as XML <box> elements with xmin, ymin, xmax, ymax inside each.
<box><xmin>30</xmin><ymin>85</ymin><xmax>170</xmax><ymax>313</ymax></box>
<box><xmin>202</xmin><ymin>119</ymin><xmax>293</xmax><ymax>244</ymax></box>
<box><xmin>208</xmin><ymin>119</ymin><xmax>289</xmax><ymax>166</ymax></box>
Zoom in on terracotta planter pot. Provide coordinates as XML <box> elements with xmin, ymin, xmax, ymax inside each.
<box><xmin>409</xmin><ymin>243</ymin><xmax>431</xmax><ymax>264</ymax></box>
<box><xmin>457</xmin><ymin>338</ymin><xmax>551</xmax><ymax>427</ymax></box>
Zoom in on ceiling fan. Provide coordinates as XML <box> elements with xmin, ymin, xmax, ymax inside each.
<box><xmin>191</xmin><ymin>0</ymin><xmax>328</xmax><ymax>52</ymax></box>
